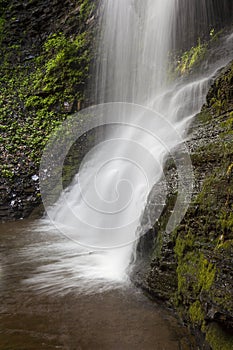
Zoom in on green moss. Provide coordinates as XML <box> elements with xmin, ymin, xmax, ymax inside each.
<box><xmin>216</xmin><ymin>239</ymin><xmax>233</xmax><ymax>251</ymax></box>
<box><xmin>218</xmin><ymin>211</ymin><xmax>233</xmax><ymax>234</ymax></box>
<box><xmin>176</xmin><ymin>251</ymin><xmax>199</xmax><ymax>297</ymax></box>
<box><xmin>0</xmin><ymin>3</ymin><xmax>6</xmax><ymax>46</ymax></box>
<box><xmin>170</xmin><ymin>60</ymin><xmax>233</xmax><ymax>347</ymax></box>
<box><xmin>176</xmin><ymin>38</ymin><xmax>207</xmax><ymax>75</ymax></box>
<box><xmin>207</xmin><ymin>63</ymin><xmax>233</xmax><ymax>118</ymax></box>
<box><xmin>1</xmin><ymin>168</ymin><xmax>14</xmax><ymax>179</ymax></box>
<box><xmin>196</xmin><ymin>110</ymin><xmax>212</xmax><ymax>124</ymax></box>
<box><xmin>31</xmin><ymin>31</ymin><xmax>90</xmax><ymax>100</ymax></box>
<box><xmin>198</xmin><ymin>255</ymin><xmax>216</xmax><ymax>291</ymax></box>
<box><xmin>176</xmin><ymin>250</ymin><xmax>215</xmax><ymax>298</ymax></box>
<box><xmin>210</xmin><ymin>97</ymin><xmax>227</xmax><ymax>116</ymax></box>
<box><xmin>148</xmin><ymin>55</ymin><xmax>233</xmax><ymax>350</ymax></box>
<box><xmin>174</xmin><ymin>227</ymin><xmax>216</xmax><ymax>312</ymax></box>
<box><xmin>1</xmin><ymin>1</ymin><xmax>95</xmax><ymax>181</ymax></box>
<box><xmin>174</xmin><ymin>230</ymin><xmax>195</xmax><ymax>258</ymax></box>
<box><xmin>206</xmin><ymin>323</ymin><xmax>233</xmax><ymax>350</ymax></box>
<box><xmin>189</xmin><ymin>301</ymin><xmax>205</xmax><ymax>326</ymax></box>
<box><xmin>0</xmin><ymin>16</ymin><xmax>4</xmax><ymax>32</ymax></box>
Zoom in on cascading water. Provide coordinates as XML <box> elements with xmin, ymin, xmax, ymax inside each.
<box><xmin>28</xmin><ymin>1</ymin><xmax>233</xmax><ymax>293</ymax></box>
<box><xmin>95</xmin><ymin>0</ymin><xmax>176</xmax><ymax>103</ymax></box>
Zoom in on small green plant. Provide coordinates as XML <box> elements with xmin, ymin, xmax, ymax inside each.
<box><xmin>210</xmin><ymin>28</ymin><xmax>215</xmax><ymax>38</ymax></box>
<box><xmin>176</xmin><ymin>38</ymin><xmax>207</xmax><ymax>75</ymax></box>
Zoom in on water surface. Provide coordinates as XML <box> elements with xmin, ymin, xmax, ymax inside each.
<box><xmin>0</xmin><ymin>219</ymin><xmax>197</xmax><ymax>350</ymax></box>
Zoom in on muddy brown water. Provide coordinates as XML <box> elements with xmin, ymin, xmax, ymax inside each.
<box><xmin>0</xmin><ymin>219</ymin><xmax>197</xmax><ymax>350</ymax></box>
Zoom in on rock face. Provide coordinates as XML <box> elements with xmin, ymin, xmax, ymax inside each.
<box><xmin>0</xmin><ymin>0</ymin><xmax>96</xmax><ymax>220</ymax></box>
<box><xmin>133</xmin><ymin>61</ymin><xmax>233</xmax><ymax>349</ymax></box>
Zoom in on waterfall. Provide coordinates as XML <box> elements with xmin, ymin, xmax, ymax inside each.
<box><xmin>174</xmin><ymin>0</ymin><xmax>233</xmax><ymax>50</ymax></box>
<box><xmin>95</xmin><ymin>0</ymin><xmax>176</xmax><ymax>104</ymax></box>
<box><xmin>35</xmin><ymin>1</ymin><xmax>233</xmax><ymax>293</ymax></box>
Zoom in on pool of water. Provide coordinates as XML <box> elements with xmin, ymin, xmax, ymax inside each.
<box><xmin>0</xmin><ymin>219</ymin><xmax>197</xmax><ymax>350</ymax></box>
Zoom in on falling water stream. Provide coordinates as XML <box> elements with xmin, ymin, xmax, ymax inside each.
<box><xmin>1</xmin><ymin>1</ymin><xmax>233</xmax><ymax>349</ymax></box>
<box><xmin>38</xmin><ymin>0</ymin><xmax>233</xmax><ymax>287</ymax></box>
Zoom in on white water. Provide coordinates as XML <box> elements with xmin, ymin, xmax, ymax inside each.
<box><xmin>31</xmin><ymin>1</ymin><xmax>233</xmax><ymax>293</ymax></box>
<box><xmin>95</xmin><ymin>0</ymin><xmax>176</xmax><ymax>103</ymax></box>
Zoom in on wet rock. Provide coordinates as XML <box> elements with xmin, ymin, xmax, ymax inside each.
<box><xmin>0</xmin><ymin>0</ymin><xmax>97</xmax><ymax>221</ymax></box>
<box><xmin>133</xmin><ymin>60</ymin><xmax>233</xmax><ymax>347</ymax></box>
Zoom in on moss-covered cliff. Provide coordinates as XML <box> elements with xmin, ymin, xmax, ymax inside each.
<box><xmin>134</xmin><ymin>59</ymin><xmax>233</xmax><ymax>349</ymax></box>
<box><xmin>0</xmin><ymin>0</ymin><xmax>96</xmax><ymax>219</ymax></box>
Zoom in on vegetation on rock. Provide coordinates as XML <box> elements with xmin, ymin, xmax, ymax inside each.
<box><xmin>175</xmin><ymin>38</ymin><xmax>207</xmax><ymax>75</ymax></box>
<box><xmin>0</xmin><ymin>0</ymin><xmax>96</xmax><ymax>219</ymax></box>
<box><xmin>135</xmin><ymin>58</ymin><xmax>233</xmax><ymax>350</ymax></box>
